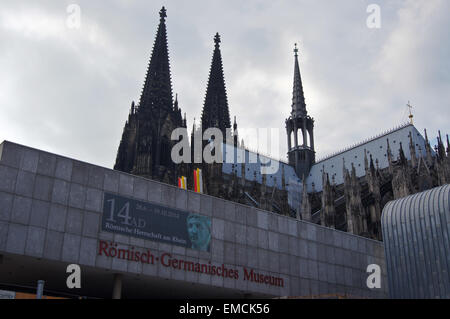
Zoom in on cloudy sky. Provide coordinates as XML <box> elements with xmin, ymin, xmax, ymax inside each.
<box><xmin>1</xmin><ymin>0</ymin><xmax>448</xmax><ymax>169</ymax></box>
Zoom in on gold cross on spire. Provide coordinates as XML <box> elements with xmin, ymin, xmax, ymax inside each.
<box><xmin>407</xmin><ymin>101</ymin><xmax>414</xmax><ymax>124</ymax></box>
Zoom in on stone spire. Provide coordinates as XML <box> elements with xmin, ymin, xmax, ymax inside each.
<box><xmin>424</xmin><ymin>129</ymin><xmax>433</xmax><ymax>165</ymax></box>
<box><xmin>201</xmin><ymin>33</ymin><xmax>231</xmax><ymax>139</ymax></box>
<box><xmin>291</xmin><ymin>43</ymin><xmax>307</xmax><ymax>117</ymax></box>
<box><xmin>286</xmin><ymin>43</ymin><xmax>315</xmax><ymax>178</ymax></box>
<box><xmin>300</xmin><ymin>177</ymin><xmax>311</xmax><ymax>221</ymax></box>
<box><xmin>124</xmin><ymin>6</ymin><xmax>183</xmax><ymax>183</ymax></box>
<box><xmin>139</xmin><ymin>6</ymin><xmax>173</xmax><ymax>112</ymax></box>
<box><xmin>409</xmin><ymin>131</ymin><xmax>417</xmax><ymax>168</ymax></box>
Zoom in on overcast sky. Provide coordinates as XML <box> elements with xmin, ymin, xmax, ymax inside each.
<box><xmin>1</xmin><ymin>0</ymin><xmax>448</xmax><ymax>169</ymax></box>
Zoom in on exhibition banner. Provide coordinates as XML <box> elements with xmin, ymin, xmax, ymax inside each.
<box><xmin>101</xmin><ymin>192</ymin><xmax>211</xmax><ymax>252</ymax></box>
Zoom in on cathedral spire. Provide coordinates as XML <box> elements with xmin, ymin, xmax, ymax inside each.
<box><xmin>139</xmin><ymin>6</ymin><xmax>173</xmax><ymax>111</ymax></box>
<box><xmin>291</xmin><ymin>43</ymin><xmax>307</xmax><ymax>117</ymax></box>
<box><xmin>201</xmin><ymin>32</ymin><xmax>231</xmax><ymax>138</ymax></box>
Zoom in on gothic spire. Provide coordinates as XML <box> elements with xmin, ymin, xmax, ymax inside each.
<box><xmin>139</xmin><ymin>6</ymin><xmax>173</xmax><ymax>112</ymax></box>
<box><xmin>291</xmin><ymin>43</ymin><xmax>307</xmax><ymax>117</ymax></box>
<box><xmin>201</xmin><ymin>32</ymin><xmax>231</xmax><ymax>138</ymax></box>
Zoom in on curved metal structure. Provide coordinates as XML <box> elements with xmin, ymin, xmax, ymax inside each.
<box><xmin>381</xmin><ymin>184</ymin><xmax>450</xmax><ymax>299</ymax></box>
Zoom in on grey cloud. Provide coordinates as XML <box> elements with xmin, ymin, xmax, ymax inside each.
<box><xmin>0</xmin><ymin>0</ymin><xmax>448</xmax><ymax>169</ymax></box>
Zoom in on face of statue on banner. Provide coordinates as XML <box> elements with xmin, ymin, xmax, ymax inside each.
<box><xmin>186</xmin><ymin>214</ymin><xmax>211</xmax><ymax>251</ymax></box>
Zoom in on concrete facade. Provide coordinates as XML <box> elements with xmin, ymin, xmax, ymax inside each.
<box><xmin>0</xmin><ymin>141</ymin><xmax>388</xmax><ymax>298</ymax></box>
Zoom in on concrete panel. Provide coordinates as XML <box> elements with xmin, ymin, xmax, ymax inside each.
<box><xmin>0</xmin><ymin>221</ymin><xmax>8</xmax><ymax>251</ymax></box>
<box><xmin>256</xmin><ymin>210</ymin><xmax>268</xmax><ymax>230</ymax></box>
<box><xmin>79</xmin><ymin>237</ymin><xmax>98</xmax><ymax>267</ymax></box>
<box><xmin>234</xmin><ymin>223</ymin><xmax>246</xmax><ymax>245</ymax></box>
<box><xmin>224</xmin><ymin>242</ymin><xmax>235</xmax><ymax>264</ymax></box>
<box><xmin>187</xmin><ymin>192</ymin><xmax>200</xmax><ymax>213</ymax></box>
<box><xmin>147</xmin><ymin>181</ymin><xmax>162</xmax><ymax>203</ymax></box>
<box><xmin>43</xmin><ymin>230</ymin><xmax>64</xmax><ymax>260</ymax></box>
<box><xmin>133</xmin><ymin>177</ymin><xmax>148</xmax><ymax>201</ymax></box>
<box><xmin>87</xmin><ymin>166</ymin><xmax>105</xmax><ymax>190</ymax></box>
<box><xmin>277</xmin><ymin>216</ymin><xmax>289</xmax><ymax>234</ymax></box>
<box><xmin>6</xmin><ymin>223</ymin><xmax>28</xmax><ymax>254</ymax></box>
<box><xmin>103</xmin><ymin>170</ymin><xmax>120</xmax><ymax>193</ymax></box>
<box><xmin>211</xmin><ymin>239</ymin><xmax>224</xmax><ymax>262</ymax></box>
<box><xmin>246</xmin><ymin>226</ymin><xmax>258</xmax><ymax>247</ymax></box>
<box><xmin>305</xmin><ymin>224</ymin><xmax>317</xmax><ymax>241</ymax></box>
<box><xmin>278</xmin><ymin>234</ymin><xmax>289</xmax><ymax>254</ymax></box>
<box><xmin>66</xmin><ymin>208</ymin><xmax>83</xmax><ymax>235</ymax></box>
<box><xmin>71</xmin><ymin>161</ymin><xmax>89</xmax><ymax>185</ymax></box>
<box><xmin>258</xmin><ymin>249</ymin><xmax>269</xmax><ymax>271</ymax></box>
<box><xmin>20</xmin><ymin>148</ymin><xmax>39</xmax><ymax>173</ymax></box>
<box><xmin>279</xmin><ymin>253</ymin><xmax>290</xmax><ymax>274</ymax></box>
<box><xmin>29</xmin><ymin>199</ymin><xmax>50</xmax><ymax>228</ymax></box>
<box><xmin>61</xmin><ymin>233</ymin><xmax>81</xmax><ymax>263</ymax></box>
<box><xmin>0</xmin><ymin>143</ymin><xmax>22</xmax><ymax>168</ymax></box>
<box><xmin>160</xmin><ymin>185</ymin><xmax>176</xmax><ymax>208</ymax></box>
<box><xmin>47</xmin><ymin>203</ymin><xmax>67</xmax><ymax>232</ymax></box>
<box><xmin>235</xmin><ymin>244</ymin><xmax>247</xmax><ymax>266</ymax></box>
<box><xmin>37</xmin><ymin>152</ymin><xmax>56</xmax><ymax>177</ymax></box>
<box><xmin>224</xmin><ymin>220</ymin><xmax>235</xmax><ymax>243</ymax></box>
<box><xmin>268</xmin><ymin>213</ymin><xmax>278</xmax><ymax>231</ymax></box>
<box><xmin>85</xmin><ymin>187</ymin><xmax>102</xmax><ymax>212</ymax></box>
<box><xmin>307</xmin><ymin>241</ymin><xmax>317</xmax><ymax>260</ymax></box>
<box><xmin>288</xmin><ymin>236</ymin><xmax>298</xmax><ymax>256</ymax></box>
<box><xmin>55</xmin><ymin>157</ymin><xmax>73</xmax><ymax>181</ymax></box>
<box><xmin>175</xmin><ymin>188</ymin><xmax>187</xmax><ymax>210</ymax></box>
<box><xmin>212</xmin><ymin>198</ymin><xmax>225</xmax><ymax>219</ymax></box>
<box><xmin>235</xmin><ymin>205</ymin><xmax>247</xmax><ymax>224</ymax></box>
<box><xmin>257</xmin><ymin>229</ymin><xmax>268</xmax><ymax>250</ymax></box>
<box><xmin>25</xmin><ymin>226</ymin><xmax>46</xmax><ymax>257</ymax></box>
<box><xmin>0</xmin><ymin>192</ymin><xmax>13</xmax><ymax>222</ymax></box>
<box><xmin>0</xmin><ymin>165</ymin><xmax>17</xmax><ymax>193</ymax></box>
<box><xmin>68</xmin><ymin>183</ymin><xmax>86</xmax><ymax>209</ymax></box>
<box><xmin>307</xmin><ymin>260</ymin><xmax>319</xmax><ymax>280</ymax></box>
<box><xmin>268</xmin><ymin>231</ymin><xmax>279</xmax><ymax>251</ymax></box>
<box><xmin>212</xmin><ymin>218</ymin><xmax>224</xmax><ymax>241</ymax></box>
<box><xmin>15</xmin><ymin>170</ymin><xmax>35</xmax><ymax>197</ymax></box>
<box><xmin>245</xmin><ymin>208</ymin><xmax>257</xmax><ymax>227</ymax></box>
<box><xmin>246</xmin><ymin>246</ymin><xmax>258</xmax><ymax>268</ymax></box>
<box><xmin>288</xmin><ymin>220</ymin><xmax>298</xmax><ymax>237</ymax></box>
<box><xmin>223</xmin><ymin>201</ymin><xmax>235</xmax><ymax>222</ymax></box>
<box><xmin>119</xmin><ymin>174</ymin><xmax>134</xmax><ymax>197</ymax></box>
<box><xmin>82</xmin><ymin>211</ymin><xmax>100</xmax><ymax>238</ymax></box>
<box><xmin>33</xmin><ymin>175</ymin><xmax>53</xmax><ymax>201</ymax></box>
<box><xmin>268</xmin><ymin>251</ymin><xmax>280</xmax><ymax>273</ymax></box>
<box><xmin>11</xmin><ymin>196</ymin><xmax>32</xmax><ymax>225</ymax></box>
<box><xmin>51</xmin><ymin>179</ymin><xmax>70</xmax><ymax>205</ymax></box>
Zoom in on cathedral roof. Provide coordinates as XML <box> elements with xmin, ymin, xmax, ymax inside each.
<box><xmin>305</xmin><ymin>123</ymin><xmax>431</xmax><ymax>192</ymax></box>
<box><xmin>221</xmin><ymin>143</ymin><xmax>301</xmax><ymax>189</ymax></box>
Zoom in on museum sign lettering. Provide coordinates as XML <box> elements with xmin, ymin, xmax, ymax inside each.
<box><xmin>98</xmin><ymin>240</ymin><xmax>284</xmax><ymax>288</ymax></box>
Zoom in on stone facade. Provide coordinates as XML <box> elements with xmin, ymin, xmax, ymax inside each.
<box><xmin>0</xmin><ymin>141</ymin><xmax>387</xmax><ymax>298</ymax></box>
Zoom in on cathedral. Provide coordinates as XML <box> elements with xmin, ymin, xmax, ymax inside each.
<box><xmin>114</xmin><ymin>7</ymin><xmax>450</xmax><ymax>241</ymax></box>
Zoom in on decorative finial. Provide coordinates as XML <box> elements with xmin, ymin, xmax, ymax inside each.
<box><xmin>406</xmin><ymin>101</ymin><xmax>414</xmax><ymax>124</ymax></box>
<box><xmin>214</xmin><ymin>33</ymin><xmax>221</xmax><ymax>48</ymax></box>
<box><xmin>294</xmin><ymin>43</ymin><xmax>299</xmax><ymax>57</ymax></box>
<box><xmin>159</xmin><ymin>7</ymin><xmax>167</xmax><ymax>21</ymax></box>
